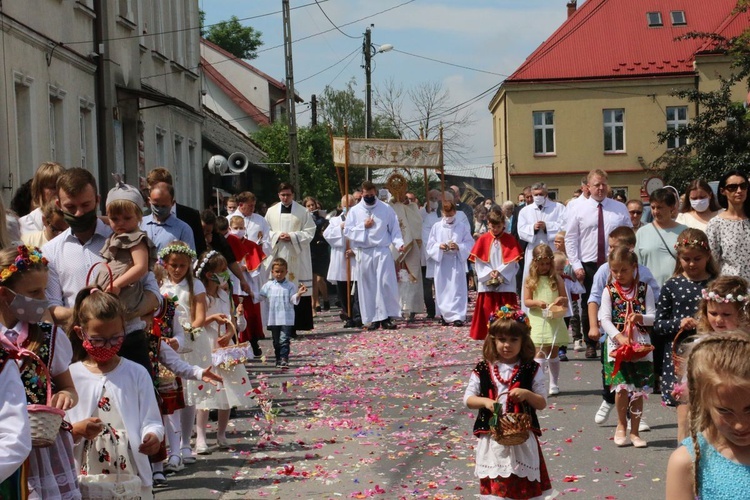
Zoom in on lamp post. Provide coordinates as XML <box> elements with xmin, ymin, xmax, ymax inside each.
<box><xmin>362</xmin><ymin>25</ymin><xmax>392</xmax><ymax>180</ymax></box>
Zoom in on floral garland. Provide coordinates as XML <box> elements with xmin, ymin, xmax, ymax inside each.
<box><xmin>701</xmin><ymin>289</ymin><xmax>748</xmax><ymax>303</ymax></box>
<box><xmin>193</xmin><ymin>250</ymin><xmax>218</xmax><ymax>279</ymax></box>
<box><xmin>158</xmin><ymin>244</ymin><xmax>197</xmax><ymax>262</ymax></box>
<box><xmin>0</xmin><ymin>245</ymin><xmax>47</xmax><ymax>282</ymax></box>
<box><xmin>487</xmin><ymin>304</ymin><xmax>530</xmax><ymax>328</ymax></box>
<box><xmin>674</xmin><ymin>238</ymin><xmax>709</xmax><ymax>251</ymax></box>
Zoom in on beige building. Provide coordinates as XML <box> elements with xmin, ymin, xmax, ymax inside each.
<box><xmin>489</xmin><ymin>0</ymin><xmax>749</xmax><ymax>203</ymax></box>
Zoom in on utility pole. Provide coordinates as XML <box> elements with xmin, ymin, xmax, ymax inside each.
<box><xmin>363</xmin><ymin>25</ymin><xmax>373</xmax><ymax>180</ymax></box>
<box><xmin>310</xmin><ymin>94</ymin><xmax>317</xmax><ymax>127</ymax></box>
<box><xmin>282</xmin><ymin>0</ymin><xmax>300</xmax><ymax>194</ymax></box>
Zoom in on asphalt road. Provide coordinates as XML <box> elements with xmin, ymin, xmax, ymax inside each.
<box><xmin>155</xmin><ymin>306</ymin><xmax>677</xmax><ymax>500</ymax></box>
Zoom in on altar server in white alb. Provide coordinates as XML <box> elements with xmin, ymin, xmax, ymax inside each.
<box><xmin>344</xmin><ymin>181</ymin><xmax>405</xmax><ymax>331</ymax></box>
<box><xmin>426</xmin><ymin>200</ymin><xmax>475</xmax><ymax>326</ymax></box>
<box><xmin>323</xmin><ymin>194</ymin><xmax>361</xmax><ymax>328</ymax></box>
<box><xmin>264</xmin><ymin>182</ymin><xmax>316</xmax><ymax>332</ymax></box>
<box><xmin>517</xmin><ymin>182</ymin><xmax>566</xmax><ymax>311</ymax></box>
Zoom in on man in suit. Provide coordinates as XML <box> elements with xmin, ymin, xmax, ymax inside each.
<box><xmin>510</xmin><ymin>186</ymin><xmax>532</xmax><ymax>294</ymax></box>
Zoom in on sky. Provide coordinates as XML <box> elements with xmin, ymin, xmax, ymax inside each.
<box><xmin>201</xmin><ymin>0</ymin><xmax>575</xmax><ymax>171</ymax></box>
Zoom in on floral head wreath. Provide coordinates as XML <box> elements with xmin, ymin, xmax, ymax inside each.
<box><xmin>674</xmin><ymin>238</ymin><xmax>709</xmax><ymax>252</ymax></box>
<box><xmin>158</xmin><ymin>244</ymin><xmax>197</xmax><ymax>262</ymax></box>
<box><xmin>487</xmin><ymin>304</ymin><xmax>530</xmax><ymax>329</ymax></box>
<box><xmin>701</xmin><ymin>289</ymin><xmax>749</xmax><ymax>304</ymax></box>
<box><xmin>193</xmin><ymin>250</ymin><xmax>219</xmax><ymax>279</ymax></box>
<box><xmin>0</xmin><ymin>246</ymin><xmax>48</xmax><ymax>283</ymax></box>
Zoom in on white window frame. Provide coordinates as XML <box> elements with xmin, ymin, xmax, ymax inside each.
<box><xmin>603</xmin><ymin>108</ymin><xmax>625</xmax><ymax>153</ymax></box>
<box><xmin>79</xmin><ymin>97</ymin><xmax>95</xmax><ymax>169</ymax></box>
<box><xmin>532</xmin><ymin>110</ymin><xmax>555</xmax><ymax>155</ymax></box>
<box><xmin>671</xmin><ymin>11</ymin><xmax>686</xmax><ymax>26</ymax></box>
<box><xmin>156</xmin><ymin>126</ymin><xmax>167</xmax><ymax>166</ymax></box>
<box><xmin>48</xmin><ymin>85</ymin><xmax>67</xmax><ymax>163</ymax></box>
<box><xmin>647</xmin><ymin>12</ymin><xmax>663</xmax><ymax>27</ymax></box>
<box><xmin>666</xmin><ymin>106</ymin><xmax>688</xmax><ymax>149</ymax></box>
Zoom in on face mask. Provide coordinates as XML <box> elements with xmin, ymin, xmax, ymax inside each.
<box><xmin>62</xmin><ymin>208</ymin><xmax>98</xmax><ymax>233</ymax></box>
<box><xmin>210</xmin><ymin>270</ymin><xmax>230</xmax><ymax>286</ymax></box>
<box><xmin>363</xmin><ymin>195</ymin><xmax>377</xmax><ymax>205</ymax></box>
<box><xmin>533</xmin><ymin>195</ymin><xmax>546</xmax><ymax>206</ymax></box>
<box><xmin>690</xmin><ymin>198</ymin><xmax>710</xmax><ymax>213</ymax></box>
<box><xmin>230</xmin><ymin>228</ymin><xmax>246</xmax><ymax>239</ymax></box>
<box><xmin>341</xmin><ymin>207</ymin><xmax>348</xmax><ymax>215</ymax></box>
<box><xmin>151</xmin><ymin>204</ymin><xmax>171</xmax><ymax>220</ymax></box>
<box><xmin>82</xmin><ymin>337</ymin><xmax>123</xmax><ymax>363</ymax></box>
<box><xmin>444</xmin><ymin>216</ymin><xmax>455</xmax><ymax>224</ymax></box>
<box><xmin>429</xmin><ymin>200</ymin><xmax>439</xmax><ymax>210</ymax></box>
<box><xmin>7</xmin><ymin>291</ymin><xmax>49</xmax><ymax>324</ymax></box>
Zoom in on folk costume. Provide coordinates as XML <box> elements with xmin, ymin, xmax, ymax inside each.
<box><xmin>226</xmin><ymin>233</ymin><xmax>266</xmax><ymax>343</ymax></box>
<box><xmin>469</xmin><ymin>232</ymin><xmax>522</xmax><ymax>340</ymax></box>
<box><xmin>464</xmin><ymin>360</ymin><xmax>556</xmax><ymax>499</ymax></box>
<box><xmin>426</xmin><ymin>216</ymin><xmax>474</xmax><ymax>323</ymax></box>
<box><xmin>264</xmin><ymin>201</ymin><xmax>316</xmax><ymax>331</ymax></box>
<box><xmin>0</xmin><ymin>345</ymin><xmax>31</xmax><ymax>499</ymax></box>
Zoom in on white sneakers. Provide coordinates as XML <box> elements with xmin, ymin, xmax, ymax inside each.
<box><xmin>594</xmin><ymin>400</ymin><xmax>613</xmax><ymax>424</ymax></box>
<box><xmin>549</xmin><ymin>385</ymin><xmax>560</xmax><ymax>396</ymax></box>
<box><xmin>573</xmin><ymin>340</ymin><xmax>586</xmax><ymax>352</ymax></box>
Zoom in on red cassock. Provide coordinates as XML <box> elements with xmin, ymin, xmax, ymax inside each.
<box><xmin>226</xmin><ymin>235</ymin><xmax>267</xmax><ymax>342</ymax></box>
<box><xmin>468</xmin><ymin>232</ymin><xmax>522</xmax><ymax>341</ymax></box>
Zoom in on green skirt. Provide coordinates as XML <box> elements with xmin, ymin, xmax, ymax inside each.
<box><xmin>604</xmin><ymin>360</ymin><xmax>654</xmax><ymax>392</ymax></box>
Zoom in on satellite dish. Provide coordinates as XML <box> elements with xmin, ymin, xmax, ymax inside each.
<box><xmin>208</xmin><ymin>155</ymin><xmax>228</xmax><ymax>175</ymax></box>
<box><xmin>227</xmin><ymin>152</ymin><xmax>249</xmax><ymax>174</ymax></box>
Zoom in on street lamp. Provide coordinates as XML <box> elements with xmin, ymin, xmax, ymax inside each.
<box><xmin>363</xmin><ymin>25</ymin><xmax>392</xmax><ymax>180</ymax></box>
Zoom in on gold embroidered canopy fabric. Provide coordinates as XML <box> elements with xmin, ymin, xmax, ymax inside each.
<box><xmin>332</xmin><ymin>137</ymin><xmax>442</xmax><ymax>169</ymax></box>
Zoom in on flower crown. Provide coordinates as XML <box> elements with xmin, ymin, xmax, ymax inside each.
<box><xmin>487</xmin><ymin>304</ymin><xmax>530</xmax><ymax>328</ymax></box>
<box><xmin>193</xmin><ymin>250</ymin><xmax>219</xmax><ymax>279</ymax></box>
<box><xmin>533</xmin><ymin>255</ymin><xmax>553</xmax><ymax>262</ymax></box>
<box><xmin>158</xmin><ymin>244</ymin><xmax>197</xmax><ymax>261</ymax></box>
<box><xmin>0</xmin><ymin>246</ymin><xmax>48</xmax><ymax>283</ymax></box>
<box><xmin>674</xmin><ymin>238</ymin><xmax>709</xmax><ymax>251</ymax></box>
<box><xmin>701</xmin><ymin>289</ymin><xmax>748</xmax><ymax>304</ymax></box>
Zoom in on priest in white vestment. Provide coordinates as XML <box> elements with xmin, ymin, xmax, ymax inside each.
<box><xmin>323</xmin><ymin>194</ymin><xmax>361</xmax><ymax>328</ymax></box>
<box><xmin>390</xmin><ymin>193</ymin><xmax>425</xmax><ymax>319</ymax></box>
<box><xmin>427</xmin><ymin>201</ymin><xmax>475</xmax><ymax>326</ymax></box>
<box><xmin>344</xmin><ymin>182</ymin><xmax>404</xmax><ymax>330</ymax></box>
<box><xmin>264</xmin><ymin>182</ymin><xmax>316</xmax><ymax>331</ymax></box>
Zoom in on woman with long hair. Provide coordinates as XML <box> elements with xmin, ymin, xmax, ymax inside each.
<box><xmin>706</xmin><ymin>170</ymin><xmax>750</xmax><ymax>282</ymax></box>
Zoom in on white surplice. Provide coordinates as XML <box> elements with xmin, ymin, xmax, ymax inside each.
<box><xmin>344</xmin><ymin>199</ymin><xmax>404</xmax><ymax>324</ymax></box>
<box><xmin>427</xmin><ymin>218</ymin><xmax>474</xmax><ymax>322</ymax></box>
<box><xmin>391</xmin><ymin>201</ymin><xmax>425</xmax><ymax>315</ymax></box>
<box><xmin>264</xmin><ymin>201</ymin><xmax>315</xmax><ymax>295</ymax></box>
<box><xmin>323</xmin><ymin>214</ymin><xmax>356</xmax><ymax>283</ymax></box>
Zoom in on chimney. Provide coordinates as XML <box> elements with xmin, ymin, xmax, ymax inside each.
<box><xmin>567</xmin><ymin>0</ymin><xmax>577</xmax><ymax>18</ymax></box>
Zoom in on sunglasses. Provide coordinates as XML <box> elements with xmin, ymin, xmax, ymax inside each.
<box><xmin>723</xmin><ymin>182</ymin><xmax>749</xmax><ymax>193</ymax></box>
<box><xmin>629</xmin><ymin>210</ymin><xmax>643</xmax><ymax>215</ymax></box>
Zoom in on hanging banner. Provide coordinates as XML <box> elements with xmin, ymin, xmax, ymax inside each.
<box><xmin>332</xmin><ymin>137</ymin><xmax>442</xmax><ymax>169</ymax></box>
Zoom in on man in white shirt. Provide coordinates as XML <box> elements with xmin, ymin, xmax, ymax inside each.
<box><xmin>344</xmin><ymin>181</ymin><xmax>405</xmax><ymax>330</ymax></box>
<box><xmin>564</xmin><ymin>169</ymin><xmax>632</xmax><ymax>358</ymax></box>
<box><xmin>517</xmin><ymin>182</ymin><xmax>566</xmax><ymax>310</ymax></box>
<box><xmin>229</xmin><ymin>191</ymin><xmax>272</xmax><ymax>258</ymax></box>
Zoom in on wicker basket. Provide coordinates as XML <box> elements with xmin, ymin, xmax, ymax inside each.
<box><xmin>24</xmin><ymin>350</ymin><xmax>65</xmax><ymax>448</ymax></box>
<box><xmin>671</xmin><ymin>327</ymin><xmax>689</xmax><ymax>377</ymax></box>
<box><xmin>488</xmin><ymin>397</ymin><xmax>532</xmax><ymax>446</ymax></box>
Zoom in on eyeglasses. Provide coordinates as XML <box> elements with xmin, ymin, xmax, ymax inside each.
<box><xmin>82</xmin><ymin>332</ymin><xmax>125</xmax><ymax>348</ymax></box>
<box><xmin>629</xmin><ymin>210</ymin><xmax>643</xmax><ymax>215</ymax></box>
<box><xmin>723</xmin><ymin>182</ymin><xmax>749</xmax><ymax>193</ymax></box>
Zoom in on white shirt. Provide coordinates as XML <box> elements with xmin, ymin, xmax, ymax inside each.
<box><xmin>517</xmin><ymin>200</ymin><xmax>566</xmax><ymax>255</ymax></box>
<box><xmin>0</xmin><ymin>359</ymin><xmax>30</xmax><ymax>482</ymax></box>
<box><xmin>19</xmin><ymin>207</ymin><xmax>43</xmax><ymax>235</ymax></box>
<box><xmin>43</xmin><ymin>219</ymin><xmax>163</xmax><ymax>333</ymax></box>
<box><xmin>228</xmin><ymin>209</ymin><xmax>272</xmax><ymax>256</ymax></box>
<box><xmin>564</xmin><ymin>197</ymin><xmax>632</xmax><ymax>270</ymax></box>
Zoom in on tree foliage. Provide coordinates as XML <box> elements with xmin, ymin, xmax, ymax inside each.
<box><xmin>653</xmin><ymin>29</ymin><xmax>750</xmax><ymax>190</ymax></box>
<box><xmin>204</xmin><ymin>15</ymin><xmax>263</xmax><ymax>60</ymax></box>
<box><xmin>318</xmin><ymin>78</ymin><xmax>397</xmax><ymax>138</ymax></box>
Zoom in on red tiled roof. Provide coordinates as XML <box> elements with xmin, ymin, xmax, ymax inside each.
<box><xmin>507</xmin><ymin>0</ymin><xmax>749</xmax><ymax>83</ymax></box>
<box><xmin>201</xmin><ymin>57</ymin><xmax>271</xmax><ymax>126</ymax></box>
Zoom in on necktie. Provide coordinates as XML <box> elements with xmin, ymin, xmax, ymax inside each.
<box><xmin>597</xmin><ymin>202</ymin><xmax>606</xmax><ymax>265</ymax></box>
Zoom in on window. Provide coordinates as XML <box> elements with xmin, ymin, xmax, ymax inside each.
<box><xmin>671</xmin><ymin>11</ymin><xmax>686</xmax><ymax>26</ymax></box>
<box><xmin>14</xmin><ymin>73</ymin><xmax>34</xmax><ymax>175</ymax></box>
<box><xmin>79</xmin><ymin>98</ymin><xmax>95</xmax><ymax>169</ymax></box>
<box><xmin>647</xmin><ymin>12</ymin><xmax>663</xmax><ymax>27</ymax></box>
<box><xmin>603</xmin><ymin>109</ymin><xmax>625</xmax><ymax>152</ymax></box>
<box><xmin>48</xmin><ymin>85</ymin><xmax>67</xmax><ymax>162</ymax></box>
<box><xmin>666</xmin><ymin>106</ymin><xmax>688</xmax><ymax>149</ymax></box>
<box><xmin>156</xmin><ymin>126</ymin><xmax>166</xmax><ymax>166</ymax></box>
<box><xmin>532</xmin><ymin>111</ymin><xmax>555</xmax><ymax>154</ymax></box>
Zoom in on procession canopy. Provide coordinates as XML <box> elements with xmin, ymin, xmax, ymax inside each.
<box><xmin>332</xmin><ymin>137</ymin><xmax>443</xmax><ymax>169</ymax></box>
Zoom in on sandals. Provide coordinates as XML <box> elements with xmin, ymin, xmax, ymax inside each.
<box><xmin>181</xmin><ymin>446</ymin><xmax>197</xmax><ymax>464</ymax></box>
<box><xmin>152</xmin><ymin>471</ymin><xmax>168</xmax><ymax>487</ymax></box>
<box><xmin>164</xmin><ymin>454</ymin><xmax>184</xmax><ymax>474</ymax></box>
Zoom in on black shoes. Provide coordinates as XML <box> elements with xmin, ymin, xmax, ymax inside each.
<box><xmin>453</xmin><ymin>320</ymin><xmax>464</xmax><ymax>327</ymax></box>
<box><xmin>250</xmin><ymin>340</ymin><xmax>262</xmax><ymax>357</ymax></box>
<box><xmin>381</xmin><ymin>320</ymin><xmax>397</xmax><ymax>330</ymax></box>
<box><xmin>344</xmin><ymin>319</ymin><xmax>362</xmax><ymax>328</ymax></box>
<box><xmin>367</xmin><ymin>322</ymin><xmax>380</xmax><ymax>331</ymax></box>
<box><xmin>322</xmin><ymin>301</ymin><xmax>330</xmax><ymax>311</ymax></box>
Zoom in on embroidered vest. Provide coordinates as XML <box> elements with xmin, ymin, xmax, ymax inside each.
<box><xmin>472</xmin><ymin>360</ymin><xmax>541</xmax><ymax>437</ymax></box>
<box><xmin>606</xmin><ymin>281</ymin><xmax>648</xmax><ymax>333</ymax></box>
<box><xmin>20</xmin><ymin>323</ymin><xmax>56</xmax><ymax>405</ymax></box>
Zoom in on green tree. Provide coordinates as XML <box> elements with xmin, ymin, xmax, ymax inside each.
<box><xmin>204</xmin><ymin>15</ymin><xmax>263</xmax><ymax>60</ymax></box>
<box><xmin>319</xmin><ymin>78</ymin><xmax>397</xmax><ymax>138</ymax></box>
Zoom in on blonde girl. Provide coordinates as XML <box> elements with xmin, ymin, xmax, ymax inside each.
<box><xmin>654</xmin><ymin>228</ymin><xmax>719</xmax><ymax>441</ymax></box>
<box><xmin>523</xmin><ymin>243</ymin><xmax>568</xmax><ymax>395</ymax></box>
<box><xmin>158</xmin><ymin>242</ymin><xmax>210</xmax><ymax>467</ymax></box>
<box><xmin>194</xmin><ymin>251</ymin><xmax>252</xmax><ymax>454</ymax></box>
<box><xmin>463</xmin><ymin>305</ymin><xmax>556</xmax><ymax>499</ymax></box>
<box><xmin>66</xmin><ymin>289</ymin><xmax>163</xmax><ymax>500</ymax></box>
<box><xmin>665</xmin><ymin>332</ymin><xmax>750</xmax><ymax>499</ymax></box>
<box><xmin>19</xmin><ymin>161</ymin><xmax>65</xmax><ymax>234</ymax></box>
<box><xmin>95</xmin><ymin>182</ymin><xmax>156</xmax><ymax>315</ymax></box>
<box><xmin>599</xmin><ymin>246</ymin><xmax>655</xmax><ymax>448</ymax></box>
<box><xmin>0</xmin><ymin>246</ymin><xmax>79</xmax><ymax>499</ymax></box>
<box><xmin>696</xmin><ymin>275</ymin><xmax>750</xmax><ymax>334</ymax></box>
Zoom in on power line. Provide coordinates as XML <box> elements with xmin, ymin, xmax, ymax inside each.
<box><xmin>297</xmin><ymin>46</ymin><xmax>359</xmax><ymax>83</ymax></box>
<box><xmin>314</xmin><ymin>0</ymin><xmax>359</xmax><ymax>39</ymax></box>
<box><xmin>392</xmin><ymin>49</ymin><xmax>508</xmax><ymax>77</ymax></box>
<box><xmin>326</xmin><ymin>49</ymin><xmax>361</xmax><ymax>87</ymax></box>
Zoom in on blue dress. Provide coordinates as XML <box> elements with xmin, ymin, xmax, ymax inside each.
<box><xmin>682</xmin><ymin>433</ymin><xmax>750</xmax><ymax>499</ymax></box>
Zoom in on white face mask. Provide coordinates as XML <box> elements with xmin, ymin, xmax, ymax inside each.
<box><xmin>444</xmin><ymin>216</ymin><xmax>455</xmax><ymax>224</ymax></box>
<box><xmin>690</xmin><ymin>198</ymin><xmax>710</xmax><ymax>213</ymax></box>
<box><xmin>429</xmin><ymin>200</ymin><xmax>439</xmax><ymax>210</ymax></box>
<box><xmin>533</xmin><ymin>195</ymin><xmax>546</xmax><ymax>206</ymax></box>
<box><xmin>230</xmin><ymin>228</ymin><xmax>246</xmax><ymax>239</ymax></box>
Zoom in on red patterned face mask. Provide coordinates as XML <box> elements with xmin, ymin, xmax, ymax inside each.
<box><xmin>82</xmin><ymin>337</ymin><xmax>124</xmax><ymax>363</ymax></box>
